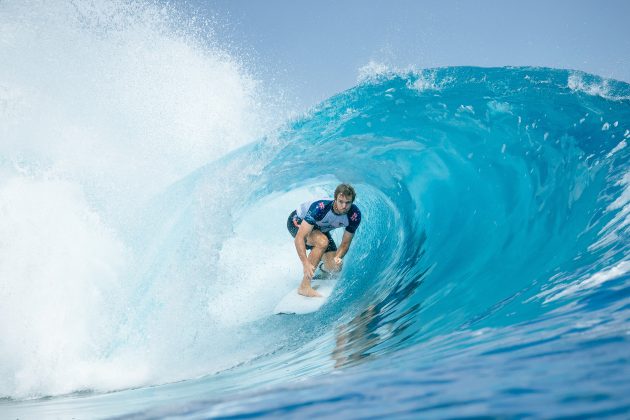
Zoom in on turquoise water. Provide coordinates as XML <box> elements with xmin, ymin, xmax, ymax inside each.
<box><xmin>1</xmin><ymin>2</ymin><xmax>630</xmax><ymax>419</ymax></box>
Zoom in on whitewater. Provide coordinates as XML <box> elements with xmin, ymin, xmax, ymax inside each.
<box><xmin>1</xmin><ymin>1</ymin><xmax>629</xmax><ymax>418</ymax></box>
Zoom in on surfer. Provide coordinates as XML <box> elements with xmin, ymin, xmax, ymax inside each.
<box><xmin>286</xmin><ymin>184</ymin><xmax>362</xmax><ymax>297</ymax></box>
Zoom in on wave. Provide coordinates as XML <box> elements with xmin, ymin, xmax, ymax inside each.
<box><xmin>1</xmin><ymin>3</ymin><xmax>629</xmax><ymax>416</ymax></box>
<box><xmin>81</xmin><ymin>66</ymin><xmax>629</xmax><ymax>401</ymax></box>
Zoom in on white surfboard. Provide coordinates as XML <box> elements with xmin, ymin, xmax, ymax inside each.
<box><xmin>273</xmin><ymin>275</ymin><xmax>339</xmax><ymax>315</ymax></box>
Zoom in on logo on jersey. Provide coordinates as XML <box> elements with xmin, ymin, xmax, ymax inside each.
<box><xmin>318</xmin><ymin>202</ymin><xmax>325</xmax><ymax>210</ymax></box>
<box><xmin>350</xmin><ymin>212</ymin><xmax>358</xmax><ymax>222</ymax></box>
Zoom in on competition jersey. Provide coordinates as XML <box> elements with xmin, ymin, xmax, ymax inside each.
<box><xmin>295</xmin><ymin>199</ymin><xmax>361</xmax><ymax>234</ymax></box>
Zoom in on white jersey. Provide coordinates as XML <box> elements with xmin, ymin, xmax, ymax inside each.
<box><xmin>295</xmin><ymin>199</ymin><xmax>361</xmax><ymax>234</ymax></box>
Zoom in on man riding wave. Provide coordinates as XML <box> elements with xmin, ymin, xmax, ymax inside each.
<box><xmin>287</xmin><ymin>184</ymin><xmax>361</xmax><ymax>297</ymax></box>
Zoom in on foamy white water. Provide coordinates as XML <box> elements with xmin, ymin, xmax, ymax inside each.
<box><xmin>0</xmin><ymin>0</ymin><xmax>285</xmax><ymax>399</ymax></box>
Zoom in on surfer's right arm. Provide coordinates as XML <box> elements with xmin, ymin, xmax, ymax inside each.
<box><xmin>295</xmin><ymin>220</ymin><xmax>316</xmax><ymax>279</ymax></box>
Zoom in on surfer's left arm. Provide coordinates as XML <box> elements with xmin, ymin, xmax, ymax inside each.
<box><xmin>335</xmin><ymin>231</ymin><xmax>354</xmax><ymax>262</ymax></box>
<box><xmin>336</xmin><ymin>206</ymin><xmax>360</xmax><ymax>264</ymax></box>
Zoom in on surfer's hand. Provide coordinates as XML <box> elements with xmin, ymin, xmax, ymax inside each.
<box><xmin>333</xmin><ymin>256</ymin><xmax>343</xmax><ymax>269</ymax></box>
<box><xmin>303</xmin><ymin>261</ymin><xmax>315</xmax><ymax>280</ymax></box>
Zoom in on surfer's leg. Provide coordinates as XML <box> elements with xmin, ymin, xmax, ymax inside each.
<box><xmin>298</xmin><ymin>231</ymin><xmax>329</xmax><ymax>297</ymax></box>
<box><xmin>320</xmin><ymin>233</ymin><xmax>339</xmax><ymax>273</ymax></box>
<box><xmin>304</xmin><ymin>230</ymin><xmax>330</xmax><ymax>262</ymax></box>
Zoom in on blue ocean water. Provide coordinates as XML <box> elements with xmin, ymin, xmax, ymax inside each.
<box><xmin>2</xmin><ymin>3</ymin><xmax>630</xmax><ymax>419</ymax></box>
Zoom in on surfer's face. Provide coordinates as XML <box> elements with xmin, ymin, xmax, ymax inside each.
<box><xmin>333</xmin><ymin>194</ymin><xmax>352</xmax><ymax>215</ymax></box>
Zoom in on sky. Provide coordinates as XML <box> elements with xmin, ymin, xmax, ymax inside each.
<box><xmin>189</xmin><ymin>0</ymin><xmax>630</xmax><ymax>111</ymax></box>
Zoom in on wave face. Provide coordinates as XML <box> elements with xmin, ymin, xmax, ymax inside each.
<box><xmin>2</xmin><ymin>3</ymin><xmax>630</xmax><ymax>418</ymax></box>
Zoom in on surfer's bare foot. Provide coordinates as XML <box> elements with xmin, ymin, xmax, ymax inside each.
<box><xmin>298</xmin><ymin>286</ymin><xmax>322</xmax><ymax>298</ymax></box>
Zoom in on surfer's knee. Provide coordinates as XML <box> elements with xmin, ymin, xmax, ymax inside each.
<box><xmin>311</xmin><ymin>233</ymin><xmax>329</xmax><ymax>250</ymax></box>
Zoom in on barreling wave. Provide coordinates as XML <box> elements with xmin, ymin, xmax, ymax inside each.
<box><xmin>2</xmin><ymin>5</ymin><xmax>629</xmax><ymax>412</ymax></box>
<box><xmin>126</xmin><ymin>66</ymin><xmax>630</xmax><ymax>399</ymax></box>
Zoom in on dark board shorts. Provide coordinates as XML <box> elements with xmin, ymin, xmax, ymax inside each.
<box><xmin>287</xmin><ymin>210</ymin><xmax>337</xmax><ymax>253</ymax></box>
